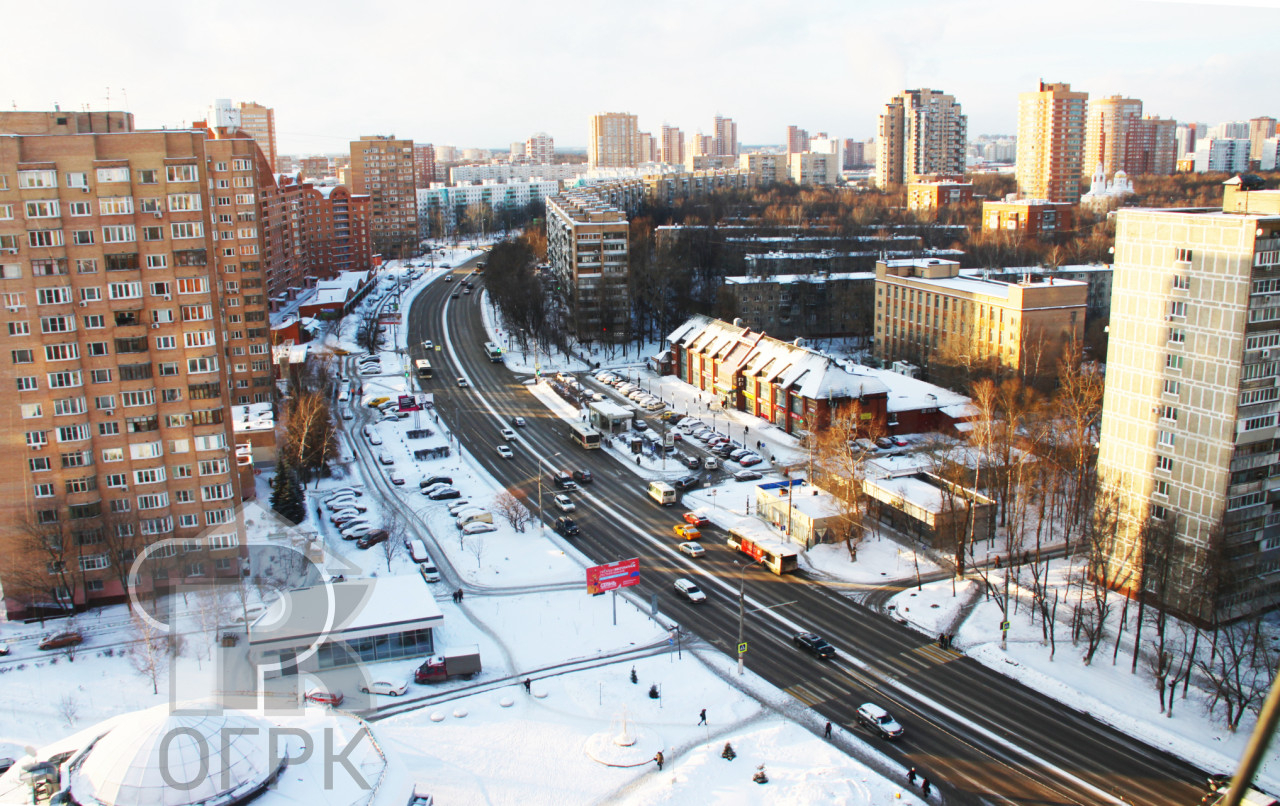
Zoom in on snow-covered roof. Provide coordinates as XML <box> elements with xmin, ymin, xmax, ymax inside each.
<box><xmin>312</xmin><ymin>271</ymin><xmax>370</xmax><ymax>306</ymax></box>
<box><xmin>233</xmin><ymin>402</ymin><xmax>275</xmax><ymax>434</ymax></box>
<box><xmin>723</xmin><ymin>272</ymin><xmax>875</xmax><ymax>284</ymax></box>
<box><xmin>250</xmin><ymin>575</ymin><xmax>443</xmax><ymax>648</ymax></box>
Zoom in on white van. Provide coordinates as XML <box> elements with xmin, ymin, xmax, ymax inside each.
<box><xmin>647</xmin><ymin>481</ymin><xmax>677</xmax><ymax>506</ymax></box>
<box><xmin>455</xmin><ymin>509</ymin><xmax>494</xmax><ymax>528</ymax></box>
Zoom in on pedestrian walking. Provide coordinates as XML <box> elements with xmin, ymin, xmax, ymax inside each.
<box><xmin>697</xmin><ymin>709</ymin><xmax>707</xmax><ymax>726</ymax></box>
<box><xmin>922</xmin><ymin>777</ymin><xmax>931</xmax><ymax>797</ymax></box>
<box><xmin>451</xmin><ymin>590</ymin><xmax>458</xmax><ymax>603</ymax></box>
<box><xmin>523</xmin><ymin>678</ymin><xmax>531</xmax><ymax>694</ymax></box>
<box><xmin>654</xmin><ymin>751</ymin><xmax>664</xmax><ymax>771</ymax></box>
<box><xmin>907</xmin><ymin>767</ymin><xmax>917</xmax><ymax>785</ymax></box>
<box><xmin>938</xmin><ymin>633</ymin><xmax>946</xmax><ymax>648</ymax></box>
<box><xmin>458</xmin><ymin>589</ymin><xmax>464</xmax><ymax>601</ymax></box>
<box><xmin>823</xmin><ymin>721</ymin><xmax>832</xmax><ymax>739</ymax></box>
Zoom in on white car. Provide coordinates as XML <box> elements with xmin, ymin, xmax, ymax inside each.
<box><xmin>703</xmin><ymin>457</ymin><xmax>719</xmax><ymax>470</ymax></box>
<box><xmin>341</xmin><ymin>524</ymin><xmax>375</xmax><ymax>540</ymax></box>
<box><xmin>366</xmin><ymin>432</ymin><xmax>383</xmax><ymax>446</ymax></box>
<box><xmin>677</xmin><ymin>541</ymin><xmax>706</xmax><ymax>558</ymax></box>
<box><xmin>378</xmin><ymin>451</ymin><xmax>394</xmax><ymax>465</ymax></box>
<box><xmin>497</xmin><ymin>445</ymin><xmax>514</xmax><ymax>459</ymax></box>
<box><xmin>457</xmin><ymin>377</ymin><xmax>469</xmax><ymax>388</ymax></box>
<box><xmin>359</xmin><ymin>365</ymin><xmax>380</xmax><ymax>376</ymax></box>
<box><xmin>360</xmin><ymin>680</ymin><xmax>408</xmax><ymax>697</ymax></box>
<box><xmin>421</xmin><ymin>482</ymin><xmax>451</xmax><ymax>496</ymax></box>
<box><xmin>553</xmin><ymin>494</ymin><xmax>576</xmax><ymax>513</ymax></box>
<box><xmin>500</xmin><ymin>427</ymin><xmax>517</xmax><ymax>440</ymax></box>
<box><xmin>462</xmin><ymin>521</ymin><xmax>497</xmax><ymax>535</ymax></box>
<box><xmin>674</xmin><ymin>578</ymin><xmax>707</xmax><ymax>603</ymax></box>
<box><xmin>341</xmin><ymin>409</ymin><xmax>354</xmax><ymax>420</ymax></box>
<box><xmin>422</xmin><ymin>340</ymin><xmax>434</xmax><ymax>350</ymax></box>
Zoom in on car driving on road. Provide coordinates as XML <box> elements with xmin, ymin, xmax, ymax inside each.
<box><xmin>793</xmin><ymin>632</ymin><xmax>837</xmax><ymax>659</ymax></box>
<box><xmin>674</xmin><ymin>578</ymin><xmax>707</xmax><ymax>603</ymax></box>
<box><xmin>677</xmin><ymin>542</ymin><xmax>705</xmax><ymax>558</ymax></box>
<box><xmin>856</xmin><ymin>703</ymin><xmax>904</xmax><ymax>739</ymax></box>
<box><xmin>554</xmin><ymin>517</ymin><xmax>580</xmax><ymax>537</ymax></box>
<box><xmin>497</xmin><ymin>445</ymin><xmax>514</xmax><ymax>459</ymax></box>
<box><xmin>553</xmin><ymin>494</ymin><xmax>576</xmax><ymax>513</ymax></box>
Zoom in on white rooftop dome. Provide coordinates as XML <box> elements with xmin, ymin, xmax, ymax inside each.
<box><xmin>68</xmin><ymin>703</ymin><xmax>279</xmax><ymax>806</ymax></box>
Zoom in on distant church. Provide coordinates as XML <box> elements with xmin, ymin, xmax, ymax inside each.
<box><xmin>1080</xmin><ymin>163</ymin><xmax>1134</xmax><ymax>211</ymax></box>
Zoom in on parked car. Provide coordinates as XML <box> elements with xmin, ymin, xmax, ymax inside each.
<box><xmin>738</xmin><ymin>455</ymin><xmax>763</xmax><ymax>467</ymax></box>
<box><xmin>793</xmin><ymin>632</ymin><xmax>837</xmax><ymax>659</ymax></box>
<box><xmin>377</xmin><ymin>451</ymin><xmax>394</xmax><ymax>465</ymax></box>
<box><xmin>462</xmin><ymin>521</ymin><xmax>497</xmax><ymax>535</ymax></box>
<box><xmin>683</xmin><ymin>511</ymin><xmax>710</xmax><ymax>526</ymax></box>
<box><xmin>678</xmin><ymin>542</ymin><xmax>706</xmax><ymax>558</ymax></box>
<box><xmin>729</xmin><ymin>449</ymin><xmax>751</xmax><ymax>462</ymax></box>
<box><xmin>632</xmin><ymin>419</ymin><xmax>648</xmax><ymax>431</ymax></box>
<box><xmin>0</xmin><ymin>642</ymin><xmax>9</xmax><ymax>656</ymax></box>
<box><xmin>856</xmin><ymin>703</ymin><xmax>904</xmax><ymax>740</ymax></box>
<box><xmin>341</xmin><ymin>409</ymin><xmax>354</xmax><ymax>420</ymax></box>
<box><xmin>554</xmin><ymin>517</ymin><xmax>580</xmax><ymax>537</ymax></box>
<box><xmin>572</xmin><ymin>470</ymin><xmax>593</xmax><ymax>484</ymax></box>
<box><xmin>734</xmin><ymin>470</ymin><xmax>763</xmax><ymax>482</ymax></box>
<box><xmin>341</xmin><ymin>524</ymin><xmax>375</xmax><ymax>541</ymax></box>
<box><xmin>421</xmin><ymin>476</ymin><xmax>453</xmax><ymax>489</ymax></box>
<box><xmin>428</xmin><ymin>487</ymin><xmax>462</xmax><ymax>501</ymax></box>
<box><xmin>553</xmin><ymin>494</ymin><xmax>576</xmax><ymax>513</ymax></box>
<box><xmin>305</xmin><ymin>687</ymin><xmax>344</xmax><ymax>706</ymax></box>
<box><xmin>421</xmin><ymin>482</ymin><xmax>451</xmax><ymax>496</ymax></box>
<box><xmin>360</xmin><ymin>679</ymin><xmax>408</xmax><ymax>697</ymax></box>
<box><xmin>496</xmin><ymin>445</ymin><xmax>514</xmax><ymax>459</ymax></box>
<box><xmin>674</xmin><ymin>524</ymin><xmax>701</xmax><ymax>540</ymax></box>
<box><xmin>876</xmin><ymin>437</ymin><xmax>895</xmax><ymax>450</ymax></box>
<box><xmin>331</xmin><ymin>509</ymin><xmax>362</xmax><ymax>526</ymax></box>
<box><xmin>674</xmin><ymin>578</ymin><xmax>707</xmax><ymax>603</ymax></box>
<box><xmin>387</xmin><ymin>471</ymin><xmax>406</xmax><ymax>485</ymax></box>
<box><xmin>38</xmin><ymin>631</ymin><xmax>83</xmax><ymax>651</ymax></box>
<box><xmin>357</xmin><ymin>531</ymin><xmax>390</xmax><ymax>550</ymax></box>
<box><xmin>703</xmin><ymin>457</ymin><xmax>719</xmax><ymax>470</ymax></box>
<box><xmin>366</xmin><ymin>432</ymin><xmax>383</xmax><ymax>446</ymax></box>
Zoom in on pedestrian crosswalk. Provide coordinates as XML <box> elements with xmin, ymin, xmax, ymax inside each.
<box><xmin>911</xmin><ymin>642</ymin><xmax>962</xmax><ymax>666</ymax></box>
<box><xmin>784</xmin><ymin>676</ymin><xmax>850</xmax><ymax>707</ymax></box>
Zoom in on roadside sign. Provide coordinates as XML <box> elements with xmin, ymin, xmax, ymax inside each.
<box><xmin>1000</xmin><ymin>620</ymin><xmax>1011</xmax><ymax>631</ymax></box>
<box><xmin>738</xmin><ymin>642</ymin><xmax>748</xmax><ymax>654</ymax></box>
<box><xmin>586</xmin><ymin>558</ymin><xmax>640</xmax><ymax>596</ymax></box>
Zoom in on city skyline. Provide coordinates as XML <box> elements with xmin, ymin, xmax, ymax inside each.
<box><xmin>5</xmin><ymin>0</ymin><xmax>1279</xmax><ymax>156</ymax></box>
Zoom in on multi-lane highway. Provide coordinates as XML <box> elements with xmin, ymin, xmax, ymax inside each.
<box><xmin>393</xmin><ymin>259</ymin><xmax>1209</xmax><ymax>806</ymax></box>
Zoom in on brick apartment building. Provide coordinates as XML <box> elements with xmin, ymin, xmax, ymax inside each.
<box><xmin>349</xmin><ymin>135</ymin><xmax>418</xmax><ymax>260</ymax></box>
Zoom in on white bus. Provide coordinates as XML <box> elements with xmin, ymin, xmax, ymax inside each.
<box><xmin>569</xmin><ymin>422</ymin><xmax>602</xmax><ymax>450</ymax></box>
<box><xmin>415</xmin><ymin>359</ymin><xmax>433</xmax><ymax>379</ymax></box>
<box><xmin>483</xmin><ymin>342</ymin><xmax>503</xmax><ymax>362</ymax></box>
<box><xmin>647</xmin><ymin>481</ymin><xmax>676</xmax><ymax>506</ymax></box>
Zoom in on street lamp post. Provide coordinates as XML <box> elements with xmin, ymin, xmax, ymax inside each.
<box><xmin>735</xmin><ymin>561</ymin><xmax>753</xmax><ymax>676</ymax></box>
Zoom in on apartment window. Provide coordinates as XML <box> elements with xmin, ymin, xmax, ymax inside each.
<box><xmin>137</xmin><ymin>493</ymin><xmax>169</xmax><ymax>510</ymax></box>
<box><xmin>121</xmin><ymin>390</ymin><xmax>155</xmax><ymax>407</ymax></box>
<box><xmin>170</xmin><ymin>222</ymin><xmax>203</xmax><ymax>239</ymax></box>
<box><xmin>96</xmin><ymin>167</ymin><xmax>130</xmax><ymax>183</ymax></box>
<box><xmin>1176</xmin><ymin>248</ymin><xmax>1192</xmax><ymax>263</ymax></box>
<box><xmin>146</xmin><ymin>255</ymin><xmax>168</xmax><ymax>269</ymax></box>
<box><xmin>141</xmin><ymin>226</ymin><xmax>163</xmax><ymax>242</ymax></box>
<box><xmin>104</xmin><ymin>253</ymin><xmax>137</xmax><ymax>271</ymax></box>
<box><xmin>138</xmin><ymin>198</ymin><xmax>161</xmax><ymax>213</ymax></box>
<box><xmin>98</xmin><ymin>422</ymin><xmax>119</xmax><ymax>436</ymax></box>
<box><xmin>67</xmin><ymin>201</ymin><xmax>91</xmax><ymax>217</ymax></box>
<box><xmin>108</xmin><ymin>282</ymin><xmax>142</xmax><ymax>299</ymax></box>
<box><xmin>138</xmin><ymin>169</ymin><xmax>158</xmax><ymax>184</ymax></box>
<box><xmin>1166</xmin><ymin>354</ymin><xmax>1184</xmax><ymax>371</ymax></box>
<box><xmin>1157</xmin><ymin>430</ymin><xmax>1176</xmax><ymax>447</ymax></box>
<box><xmin>75</xmin><ymin>258</ymin><xmax>98</xmax><ymax>274</ymax></box>
<box><xmin>53</xmin><ymin>397</ymin><xmax>86</xmax><ymax>416</ymax></box>
<box><xmin>134</xmin><ymin>468</ymin><xmax>165</xmax><ymax>485</ymax></box>
<box><xmin>187</xmin><ymin>357</ymin><xmax>217</xmax><ymax>374</ymax></box>
<box><xmin>102</xmin><ymin>226</ymin><xmax>136</xmax><ymax>244</ymax></box>
<box><xmin>33</xmin><ymin>483</ymin><xmax>55</xmax><ymax>498</ymax></box>
<box><xmin>28</xmin><ymin>230</ymin><xmax>64</xmax><ymax>248</ymax></box>
<box><xmin>176</xmin><ymin>277</ymin><xmax>208</xmax><ymax>294</ymax></box>
<box><xmin>158</xmin><ymin>362</ymin><xmax>180</xmax><ymax>377</ymax></box>
<box><xmin>1160</xmin><ymin>406</ymin><xmax>1178</xmax><ymax>422</ymax></box>
<box><xmin>29</xmin><ymin>457</ymin><xmax>51</xmax><ymax>472</ymax></box>
<box><xmin>179</xmin><ymin>514</ymin><xmax>199</xmax><ymax>528</ymax></box>
<box><xmin>94</xmin><ymin>395</ymin><xmax>115</xmax><ymax>410</ymax></box>
<box><xmin>173</xmin><ymin>464</ymin><xmax>192</xmax><ymax>479</ymax></box>
<box><xmin>26</xmin><ymin>431</ymin><xmax>48</xmax><ymax>447</ymax></box>
<box><xmin>25</xmin><ymin>200</ymin><xmax>60</xmax><ymax>218</ymax></box>
<box><xmin>40</xmin><ymin>315</ymin><xmax>75</xmax><ymax>334</ymax></box>
<box><xmin>18</xmin><ymin>170</ymin><xmax>57</xmax><ymax>189</ymax></box>
<box><xmin>65</xmin><ymin>476</ymin><xmax>96</xmax><ymax>494</ymax></box>
<box><xmin>181</xmin><ymin>305</ymin><xmax>211</xmax><ymax>321</ymax></box>
<box><xmin>154</xmin><ymin>335</ymin><xmax>177</xmax><ymax>350</ymax></box>
<box><xmin>1229</xmin><ymin>491</ymin><xmax>1266</xmax><ymax>510</ymax></box>
<box><xmin>45</xmin><ymin>343</ymin><xmax>79</xmax><ymax>361</ymax></box>
<box><xmin>99</xmin><ymin>197</ymin><xmax>134</xmax><ymax>216</ymax></box>
<box><xmin>102</xmin><ymin>447</ymin><xmax>124</xmax><ymax>462</ymax></box>
<box><xmin>36</xmin><ymin>286</ymin><xmax>71</xmax><ymax>305</ymax></box>
<box><xmin>9</xmin><ymin>321</ymin><xmax>29</xmax><ymax>336</ymax></box>
<box><xmin>1243</xmin><ymin>414</ymin><xmax>1277</xmax><ymax>431</ymax></box>
<box><xmin>1169</xmin><ymin>301</ymin><xmax>1186</xmax><ymax>318</ymax></box>
<box><xmin>16</xmin><ymin>376</ymin><xmax>36</xmax><ymax>391</ymax></box>
<box><xmin>166</xmin><ymin>165</ymin><xmax>198</xmax><ymax>182</ymax></box>
<box><xmin>167</xmin><ymin>194</ymin><xmax>202</xmax><ymax>212</ymax></box>
<box><xmin>57</xmin><ymin>424</ymin><xmax>90</xmax><ymax>443</ymax></box>
<box><xmin>89</xmin><ymin>368</ymin><xmax>112</xmax><ymax>383</ymax></box>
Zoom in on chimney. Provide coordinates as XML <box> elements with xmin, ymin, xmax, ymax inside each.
<box><xmin>732</xmin><ymin>318</ymin><xmax>744</xmax><ymax>327</ymax></box>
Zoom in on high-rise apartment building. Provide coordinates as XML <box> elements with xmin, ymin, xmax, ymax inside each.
<box><xmin>1082</xmin><ymin>96</ymin><xmax>1176</xmax><ymax>178</ymax></box>
<box><xmin>235</xmin><ymin>102</ymin><xmax>277</xmax><ymax>175</ymax></box>
<box><xmin>1016</xmin><ymin>81</ymin><xmax>1089</xmax><ymax>203</ymax></box>
<box><xmin>1097</xmin><ymin>180</ymin><xmax>1280</xmax><ymax>622</ymax></box>
<box><xmin>1193</xmin><ymin>139</ymin><xmax>1251</xmax><ymax>173</ymax></box>
<box><xmin>0</xmin><ymin>117</ymin><xmax>259</xmax><ymax>617</ymax></box>
<box><xmin>738</xmin><ymin>153</ymin><xmax>789</xmax><ymax>188</ymax></box>
<box><xmin>545</xmin><ymin>190</ymin><xmax>630</xmax><ymax>339</ymax></box>
<box><xmin>660</xmin><ymin>125</ymin><xmax>685</xmax><ymax>166</ymax></box>
<box><xmin>714</xmin><ymin>116</ymin><xmax>738</xmax><ymax>157</ymax></box>
<box><xmin>589</xmin><ymin>113</ymin><xmax>643</xmax><ymax>169</ymax></box>
<box><xmin>875</xmin><ymin>89</ymin><xmax>967</xmax><ymax>188</ymax></box>
<box><xmin>298</xmin><ymin>156</ymin><xmax>330</xmax><ymax>181</ymax></box>
<box><xmin>1249</xmin><ymin>117</ymin><xmax>1277</xmax><ymax>161</ymax></box>
<box><xmin>349</xmin><ymin>135</ymin><xmax>418</xmax><ymax>260</ymax></box>
<box><xmin>691</xmin><ymin>134</ymin><xmax>714</xmax><ymax>158</ymax></box>
<box><xmin>413</xmin><ymin>144</ymin><xmax>437</xmax><ymax>188</ymax></box>
<box><xmin>275</xmin><ymin>174</ymin><xmax>371</xmax><ymax>286</ymax></box>
<box><xmin>788</xmin><ymin>152</ymin><xmax>839</xmax><ymax>186</ymax></box>
<box><xmin>786</xmin><ymin>126</ymin><xmax>809</xmax><ymax>155</ymax></box>
<box><xmin>525</xmin><ymin>132</ymin><xmax>554</xmax><ymax>164</ymax></box>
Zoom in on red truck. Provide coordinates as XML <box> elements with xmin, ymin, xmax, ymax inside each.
<box><xmin>414</xmin><ymin>646</ymin><xmax>481</xmax><ymax>684</ymax></box>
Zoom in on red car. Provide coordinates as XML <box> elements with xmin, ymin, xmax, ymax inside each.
<box><xmin>305</xmin><ymin>687</ymin><xmax>344</xmax><ymax>706</ymax></box>
<box><xmin>38</xmin><ymin>631</ymin><xmax>83</xmax><ymax>651</ymax></box>
<box><xmin>683</xmin><ymin>511</ymin><xmax>710</xmax><ymax>527</ymax></box>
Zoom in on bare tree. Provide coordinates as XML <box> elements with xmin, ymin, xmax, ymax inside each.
<box><xmin>1197</xmin><ymin>617</ymin><xmax>1277</xmax><ymax>732</ymax></box>
<box><xmin>810</xmin><ymin>402</ymin><xmax>882</xmax><ymax>561</ymax></box>
<box><xmin>1077</xmin><ymin>487</ymin><xmax>1122</xmax><ymax>665</ymax></box>
<box><xmin>129</xmin><ymin>610</ymin><xmax>171</xmax><ymax>695</ymax></box>
<box><xmin>381</xmin><ymin>517</ymin><xmax>406</xmax><ymax>572</ymax></box>
<box><xmin>466</xmin><ymin>536</ymin><xmax>486</xmax><ymax>570</ymax></box>
<box><xmin>57</xmin><ymin>693</ymin><xmax>80</xmax><ymax>726</ymax></box>
<box><xmin>281</xmin><ymin>391</ymin><xmax>339</xmax><ymax>484</ymax></box>
<box><xmin>494</xmin><ymin>490</ymin><xmax>533</xmax><ymax>533</ymax></box>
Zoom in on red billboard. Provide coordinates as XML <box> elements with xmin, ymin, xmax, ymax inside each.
<box><xmin>586</xmin><ymin>558</ymin><xmax>640</xmax><ymax>596</ymax></box>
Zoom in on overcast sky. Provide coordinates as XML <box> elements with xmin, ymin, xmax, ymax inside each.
<box><xmin>7</xmin><ymin>0</ymin><xmax>1278</xmax><ymax>155</ymax></box>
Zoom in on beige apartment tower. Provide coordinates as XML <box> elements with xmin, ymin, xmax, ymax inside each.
<box><xmin>350</xmin><ymin>135</ymin><xmax>418</xmax><ymax>260</ymax></box>
<box><xmin>1016</xmin><ymin>81</ymin><xmax>1089</xmax><ymax>203</ymax></box>
<box><xmin>875</xmin><ymin>89</ymin><xmax>967</xmax><ymax>188</ymax></box>
<box><xmin>0</xmin><ymin>121</ymin><xmax>258</xmax><ymax>618</ymax></box>
<box><xmin>545</xmin><ymin>190</ymin><xmax>630</xmax><ymax>339</ymax></box>
<box><xmin>589</xmin><ymin>113</ymin><xmax>643</xmax><ymax>169</ymax></box>
<box><xmin>1097</xmin><ymin>180</ymin><xmax>1280</xmax><ymax>623</ymax></box>
<box><xmin>236</xmin><ymin>102</ymin><xmax>277</xmax><ymax>174</ymax></box>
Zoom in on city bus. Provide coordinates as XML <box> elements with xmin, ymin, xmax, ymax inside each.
<box><xmin>414</xmin><ymin>359</ymin><xmax>433</xmax><ymax>379</ymax></box>
<box><xmin>727</xmin><ymin>529</ymin><xmax>799</xmax><ymax>575</ymax></box>
<box><xmin>568</xmin><ymin>422</ymin><xmax>601</xmax><ymax>450</ymax></box>
<box><xmin>483</xmin><ymin>342</ymin><xmax>503</xmax><ymax>362</ymax></box>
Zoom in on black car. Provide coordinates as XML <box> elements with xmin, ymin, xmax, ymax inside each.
<box><xmin>572</xmin><ymin>470</ymin><xmax>593</xmax><ymax>484</ymax></box>
<box><xmin>684</xmin><ymin>455</ymin><xmax>701</xmax><ymax>469</ymax></box>
<box><xmin>734</xmin><ymin>469</ymin><xmax>763</xmax><ymax>482</ymax></box>
<box><xmin>793</xmin><ymin>632</ymin><xmax>836</xmax><ymax>659</ymax></box>
<box><xmin>554</xmin><ymin>517</ymin><xmax>580</xmax><ymax>537</ymax></box>
<box><xmin>673</xmin><ymin>475</ymin><xmax>699</xmax><ymax>491</ymax></box>
<box><xmin>421</xmin><ymin>476</ymin><xmax>453</xmax><ymax>489</ymax></box>
<box><xmin>427</xmin><ymin>487</ymin><xmax>462</xmax><ymax>500</ymax></box>
<box><xmin>552</xmin><ymin>472</ymin><xmax>577</xmax><ymax>490</ymax></box>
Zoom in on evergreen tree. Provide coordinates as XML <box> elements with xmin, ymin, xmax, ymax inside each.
<box><xmin>270</xmin><ymin>460</ymin><xmax>306</xmax><ymax>525</ymax></box>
